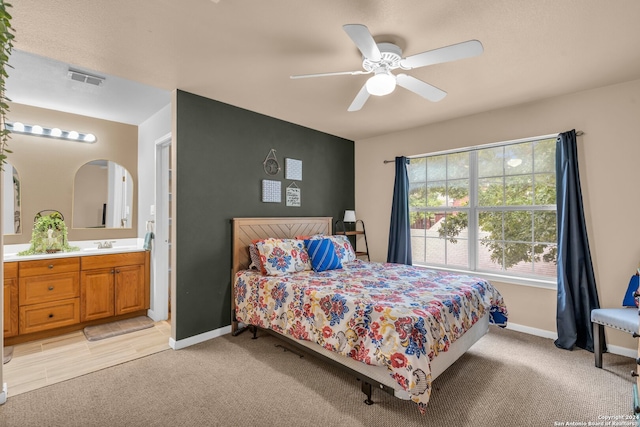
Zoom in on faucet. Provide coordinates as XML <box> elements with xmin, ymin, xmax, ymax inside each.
<box><xmin>96</xmin><ymin>241</ymin><xmax>116</xmax><ymax>249</ymax></box>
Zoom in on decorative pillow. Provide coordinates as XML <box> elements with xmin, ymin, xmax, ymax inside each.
<box><xmin>330</xmin><ymin>235</ymin><xmax>357</xmax><ymax>263</ymax></box>
<box><xmin>306</xmin><ymin>234</ymin><xmax>356</xmax><ymax>264</ymax></box>
<box><xmin>622</xmin><ymin>275</ymin><xmax>640</xmax><ymax>307</ymax></box>
<box><xmin>295</xmin><ymin>233</ymin><xmax>324</xmax><ymax>240</ymax></box>
<box><xmin>304</xmin><ymin>238</ymin><xmax>342</xmax><ymax>272</ymax></box>
<box><xmin>248</xmin><ymin>244</ymin><xmax>263</xmax><ymax>272</ymax></box>
<box><xmin>255</xmin><ymin>238</ymin><xmax>311</xmax><ymax>276</ymax></box>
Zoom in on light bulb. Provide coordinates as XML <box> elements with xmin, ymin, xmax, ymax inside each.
<box><xmin>67</xmin><ymin>131</ymin><xmax>79</xmax><ymax>140</ymax></box>
<box><xmin>83</xmin><ymin>133</ymin><xmax>96</xmax><ymax>143</ymax></box>
<box><xmin>366</xmin><ymin>69</ymin><xmax>396</xmax><ymax>96</ymax></box>
<box><xmin>50</xmin><ymin>128</ymin><xmax>62</xmax><ymax>137</ymax></box>
<box><xmin>31</xmin><ymin>125</ymin><xmax>43</xmax><ymax>135</ymax></box>
<box><xmin>12</xmin><ymin>122</ymin><xmax>24</xmax><ymax>132</ymax></box>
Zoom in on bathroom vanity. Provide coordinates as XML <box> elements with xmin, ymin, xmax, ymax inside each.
<box><xmin>3</xmin><ymin>248</ymin><xmax>149</xmax><ymax>345</ymax></box>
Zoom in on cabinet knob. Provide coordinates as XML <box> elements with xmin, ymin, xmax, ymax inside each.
<box><xmin>632</xmin><ymin>371</ymin><xmax>639</xmax><ymax>378</ymax></box>
<box><xmin>48</xmin><ymin>314</ymin><xmax>54</xmax><ymax>319</ymax></box>
<box><xmin>48</xmin><ymin>286</ymin><xmax>54</xmax><ymax>291</ymax></box>
<box><xmin>111</xmin><ymin>269</ymin><xmax>115</xmax><ymax>274</ymax></box>
<box><xmin>116</xmin><ymin>269</ymin><xmax>120</xmax><ymax>274</ymax></box>
<box><xmin>48</xmin><ymin>264</ymin><xmax>54</xmax><ymax>269</ymax></box>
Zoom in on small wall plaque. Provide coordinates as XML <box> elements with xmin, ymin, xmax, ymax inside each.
<box><xmin>286</xmin><ymin>182</ymin><xmax>301</xmax><ymax>207</ymax></box>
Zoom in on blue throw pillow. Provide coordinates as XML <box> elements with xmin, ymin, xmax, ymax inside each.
<box><xmin>622</xmin><ymin>275</ymin><xmax>640</xmax><ymax>307</ymax></box>
<box><xmin>305</xmin><ymin>238</ymin><xmax>342</xmax><ymax>272</ymax></box>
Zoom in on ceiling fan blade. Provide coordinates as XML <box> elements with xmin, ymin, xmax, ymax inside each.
<box><xmin>400</xmin><ymin>40</ymin><xmax>483</xmax><ymax>69</ymax></box>
<box><xmin>347</xmin><ymin>84</ymin><xmax>370</xmax><ymax>112</ymax></box>
<box><xmin>343</xmin><ymin>24</ymin><xmax>382</xmax><ymax>62</ymax></box>
<box><xmin>290</xmin><ymin>70</ymin><xmax>369</xmax><ymax>79</ymax></box>
<box><xmin>396</xmin><ymin>74</ymin><xmax>447</xmax><ymax>102</ymax></box>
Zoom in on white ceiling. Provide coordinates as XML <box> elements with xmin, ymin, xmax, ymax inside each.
<box><xmin>8</xmin><ymin>0</ymin><xmax>640</xmax><ymax>140</ymax></box>
<box><xmin>6</xmin><ymin>50</ymin><xmax>170</xmax><ymax>126</ymax></box>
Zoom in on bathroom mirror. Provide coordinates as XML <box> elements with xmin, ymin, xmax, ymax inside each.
<box><xmin>2</xmin><ymin>162</ymin><xmax>22</xmax><ymax>235</ymax></box>
<box><xmin>73</xmin><ymin>160</ymin><xmax>133</xmax><ymax>229</ymax></box>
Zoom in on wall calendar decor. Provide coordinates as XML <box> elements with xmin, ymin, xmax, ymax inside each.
<box><xmin>285</xmin><ymin>158</ymin><xmax>302</xmax><ymax>181</ymax></box>
<box><xmin>286</xmin><ymin>182</ymin><xmax>301</xmax><ymax>207</ymax></box>
<box><xmin>262</xmin><ymin>179</ymin><xmax>281</xmax><ymax>203</ymax></box>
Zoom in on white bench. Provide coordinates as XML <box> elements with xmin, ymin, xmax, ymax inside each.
<box><xmin>591</xmin><ymin>308</ymin><xmax>638</xmax><ymax>368</ymax></box>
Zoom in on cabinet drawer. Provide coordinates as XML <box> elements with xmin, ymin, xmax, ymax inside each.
<box><xmin>19</xmin><ymin>298</ymin><xmax>80</xmax><ymax>334</ymax></box>
<box><xmin>4</xmin><ymin>261</ymin><xmax>18</xmax><ymax>279</ymax></box>
<box><xmin>81</xmin><ymin>252</ymin><xmax>146</xmax><ymax>270</ymax></box>
<box><xmin>19</xmin><ymin>272</ymin><xmax>80</xmax><ymax>306</ymax></box>
<box><xmin>19</xmin><ymin>257</ymin><xmax>80</xmax><ymax>277</ymax></box>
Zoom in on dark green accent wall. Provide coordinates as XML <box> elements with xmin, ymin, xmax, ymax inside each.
<box><xmin>175</xmin><ymin>90</ymin><xmax>354</xmax><ymax>340</ymax></box>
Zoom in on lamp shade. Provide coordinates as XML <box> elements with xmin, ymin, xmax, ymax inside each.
<box><xmin>365</xmin><ymin>69</ymin><xmax>396</xmax><ymax>96</ymax></box>
<box><xmin>343</xmin><ymin>210</ymin><xmax>356</xmax><ymax>223</ymax></box>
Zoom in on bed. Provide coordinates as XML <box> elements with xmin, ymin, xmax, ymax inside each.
<box><xmin>231</xmin><ymin>217</ymin><xmax>508</xmax><ymax>413</ymax></box>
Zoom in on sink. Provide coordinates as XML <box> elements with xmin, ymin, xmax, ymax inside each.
<box><xmin>82</xmin><ymin>245</ymin><xmax>139</xmax><ymax>252</ymax></box>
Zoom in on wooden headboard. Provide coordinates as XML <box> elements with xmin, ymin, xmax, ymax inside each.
<box><xmin>230</xmin><ymin>217</ymin><xmax>332</xmax><ymax>333</ymax></box>
<box><xmin>231</xmin><ymin>216</ymin><xmax>332</xmax><ymax>276</ymax></box>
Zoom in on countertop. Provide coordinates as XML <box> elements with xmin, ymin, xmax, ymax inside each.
<box><xmin>3</xmin><ymin>239</ymin><xmax>146</xmax><ymax>262</ymax></box>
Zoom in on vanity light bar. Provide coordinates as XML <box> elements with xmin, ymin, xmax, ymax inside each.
<box><xmin>5</xmin><ymin>122</ymin><xmax>97</xmax><ymax>143</ymax></box>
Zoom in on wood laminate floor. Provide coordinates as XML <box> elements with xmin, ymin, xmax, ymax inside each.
<box><xmin>2</xmin><ymin>320</ymin><xmax>171</xmax><ymax>396</ymax></box>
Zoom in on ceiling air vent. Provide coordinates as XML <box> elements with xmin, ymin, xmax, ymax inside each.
<box><xmin>67</xmin><ymin>68</ymin><xmax>105</xmax><ymax>86</ymax></box>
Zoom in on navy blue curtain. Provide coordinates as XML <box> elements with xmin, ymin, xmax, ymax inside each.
<box><xmin>555</xmin><ymin>130</ymin><xmax>600</xmax><ymax>352</ymax></box>
<box><xmin>387</xmin><ymin>156</ymin><xmax>412</xmax><ymax>265</ymax></box>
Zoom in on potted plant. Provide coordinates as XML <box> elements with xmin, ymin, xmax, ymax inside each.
<box><xmin>18</xmin><ymin>211</ymin><xmax>79</xmax><ymax>255</ymax></box>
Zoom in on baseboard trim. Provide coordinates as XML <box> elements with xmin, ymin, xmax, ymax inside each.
<box><xmin>506</xmin><ymin>322</ymin><xmax>557</xmax><ymax>340</ymax></box>
<box><xmin>506</xmin><ymin>322</ymin><xmax>635</xmax><ymax>359</ymax></box>
<box><xmin>146</xmin><ymin>309</ymin><xmax>168</xmax><ymax>323</ymax></box>
<box><xmin>165</xmin><ymin>321</ymin><xmax>635</xmax><ymax>358</ymax></box>
<box><xmin>169</xmin><ymin>325</ymin><xmax>232</xmax><ymax>350</ymax></box>
<box><xmin>607</xmin><ymin>344</ymin><xmax>637</xmax><ymax>359</ymax></box>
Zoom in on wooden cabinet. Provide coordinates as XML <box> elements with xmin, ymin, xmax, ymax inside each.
<box><xmin>18</xmin><ymin>257</ymin><xmax>80</xmax><ymax>334</ymax></box>
<box><xmin>3</xmin><ymin>250</ymin><xmax>149</xmax><ymax>344</ymax></box>
<box><xmin>3</xmin><ymin>262</ymin><xmax>18</xmax><ymax>338</ymax></box>
<box><xmin>81</xmin><ymin>252</ymin><xmax>149</xmax><ymax>322</ymax></box>
<box><xmin>80</xmin><ymin>267</ymin><xmax>115</xmax><ymax>321</ymax></box>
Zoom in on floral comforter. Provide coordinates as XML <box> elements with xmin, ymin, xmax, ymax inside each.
<box><xmin>233</xmin><ymin>260</ymin><xmax>508</xmax><ymax>413</ymax></box>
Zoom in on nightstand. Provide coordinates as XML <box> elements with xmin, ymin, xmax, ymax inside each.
<box><xmin>334</xmin><ymin>219</ymin><xmax>370</xmax><ymax>261</ymax></box>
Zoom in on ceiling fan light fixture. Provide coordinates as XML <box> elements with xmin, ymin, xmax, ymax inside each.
<box><xmin>366</xmin><ymin>69</ymin><xmax>396</xmax><ymax>96</ymax></box>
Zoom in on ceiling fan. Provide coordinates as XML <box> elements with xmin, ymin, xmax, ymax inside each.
<box><xmin>290</xmin><ymin>24</ymin><xmax>484</xmax><ymax>112</ymax></box>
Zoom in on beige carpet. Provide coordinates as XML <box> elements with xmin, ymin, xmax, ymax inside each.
<box><xmin>0</xmin><ymin>327</ymin><xmax>635</xmax><ymax>426</ymax></box>
<box><xmin>83</xmin><ymin>316</ymin><xmax>154</xmax><ymax>341</ymax></box>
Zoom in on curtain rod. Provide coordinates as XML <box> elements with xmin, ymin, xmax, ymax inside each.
<box><xmin>382</xmin><ymin>130</ymin><xmax>584</xmax><ymax>163</ymax></box>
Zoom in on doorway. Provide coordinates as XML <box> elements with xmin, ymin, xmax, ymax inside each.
<box><xmin>149</xmin><ymin>133</ymin><xmax>171</xmax><ymax>321</ymax></box>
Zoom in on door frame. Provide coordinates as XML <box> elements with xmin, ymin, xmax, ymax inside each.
<box><xmin>148</xmin><ymin>132</ymin><xmax>171</xmax><ymax>321</ymax></box>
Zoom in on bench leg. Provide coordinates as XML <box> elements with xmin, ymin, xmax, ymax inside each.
<box><xmin>593</xmin><ymin>322</ymin><xmax>605</xmax><ymax>368</ymax></box>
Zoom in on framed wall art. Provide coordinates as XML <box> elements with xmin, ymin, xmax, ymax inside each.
<box><xmin>262</xmin><ymin>179</ymin><xmax>281</xmax><ymax>203</ymax></box>
<box><xmin>285</xmin><ymin>158</ymin><xmax>302</xmax><ymax>181</ymax></box>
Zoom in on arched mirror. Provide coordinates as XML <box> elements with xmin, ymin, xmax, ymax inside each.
<box><xmin>2</xmin><ymin>162</ymin><xmax>22</xmax><ymax>235</ymax></box>
<box><xmin>73</xmin><ymin>160</ymin><xmax>133</xmax><ymax>229</ymax></box>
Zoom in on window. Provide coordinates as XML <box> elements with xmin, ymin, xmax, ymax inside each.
<box><xmin>408</xmin><ymin>136</ymin><xmax>557</xmax><ymax>280</ymax></box>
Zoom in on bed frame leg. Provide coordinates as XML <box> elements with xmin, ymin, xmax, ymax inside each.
<box><xmin>361</xmin><ymin>381</ymin><xmax>374</xmax><ymax>405</ymax></box>
<box><xmin>251</xmin><ymin>325</ymin><xmax>258</xmax><ymax>339</ymax></box>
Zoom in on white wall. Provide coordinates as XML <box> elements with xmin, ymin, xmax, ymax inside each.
<box><xmin>355</xmin><ymin>78</ymin><xmax>640</xmax><ymax>352</ymax></box>
<box><xmin>137</xmin><ymin>103</ymin><xmax>171</xmax><ymax>238</ymax></box>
